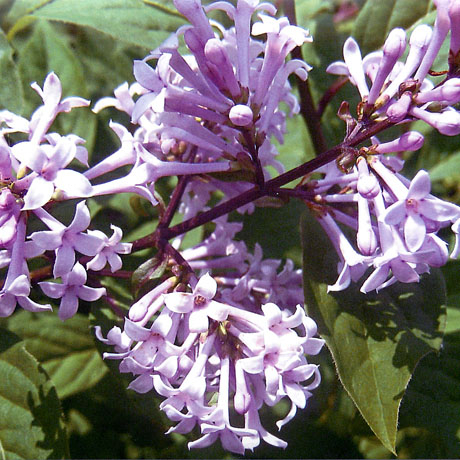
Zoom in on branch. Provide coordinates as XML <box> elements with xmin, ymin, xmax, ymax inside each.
<box><xmin>158</xmin><ymin>117</ymin><xmax>394</xmax><ymax>241</ymax></box>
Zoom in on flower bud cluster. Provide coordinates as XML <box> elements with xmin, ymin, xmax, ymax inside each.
<box><xmin>327</xmin><ymin>0</ymin><xmax>460</xmax><ymax>135</ymax></box>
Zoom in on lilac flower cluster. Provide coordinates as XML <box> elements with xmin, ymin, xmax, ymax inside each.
<box><xmin>307</xmin><ymin>150</ymin><xmax>460</xmax><ymax>293</ymax></box>
<box><xmin>0</xmin><ymin>74</ymin><xmax>137</xmax><ymax>318</ymax></box>
<box><xmin>93</xmin><ymin>0</ymin><xmax>312</xmax><ymax>197</ymax></box>
<box><xmin>97</xmin><ymin>230</ymin><xmax>323</xmax><ymax>453</ymax></box>
<box><xmin>87</xmin><ymin>1</ymin><xmax>328</xmax><ymax>447</ymax></box>
<box><xmin>303</xmin><ymin>0</ymin><xmax>460</xmax><ymax>292</ymax></box>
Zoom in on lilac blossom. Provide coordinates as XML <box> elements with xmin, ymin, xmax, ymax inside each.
<box><xmin>307</xmin><ymin>148</ymin><xmax>460</xmax><ymax>293</ymax></box>
<box><xmin>163</xmin><ymin>272</ymin><xmax>229</xmax><ymax>333</ymax></box>
<box><xmin>86</xmin><ymin>225</ymin><xmax>132</xmax><ymax>272</ymax></box>
<box><xmin>30</xmin><ymin>202</ymin><xmax>104</xmax><ymax>278</ymax></box>
<box><xmin>327</xmin><ymin>1</ymin><xmax>460</xmax><ymax>133</ymax></box>
<box><xmin>40</xmin><ymin>262</ymin><xmax>106</xmax><ymax>320</ymax></box>
<box><xmin>0</xmin><ymin>214</ymin><xmax>52</xmax><ymax>316</ymax></box>
<box><xmin>103</xmin><ymin>0</ymin><xmax>314</xmax><ymax>198</ymax></box>
<box><xmin>12</xmin><ymin>134</ymin><xmax>93</xmax><ymax>210</ymax></box>
<box><xmin>0</xmin><ymin>188</ymin><xmax>21</xmax><ymax>248</ymax></box>
<box><xmin>0</xmin><ymin>72</ymin><xmax>92</xmax><ymax>213</ymax></box>
<box><xmin>28</xmin><ymin>72</ymin><xmax>90</xmax><ymax>144</ymax></box>
<box><xmin>383</xmin><ymin>169</ymin><xmax>460</xmax><ymax>252</ymax></box>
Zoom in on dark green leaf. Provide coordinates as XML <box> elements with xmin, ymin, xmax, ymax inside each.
<box><xmin>398</xmin><ymin>303</ymin><xmax>460</xmax><ymax>458</ymax></box>
<box><xmin>30</xmin><ymin>0</ymin><xmax>186</xmax><ymax>50</ymax></box>
<box><xmin>7</xmin><ymin>312</ymin><xmax>108</xmax><ymax>399</ymax></box>
<box><xmin>0</xmin><ymin>328</ymin><xmax>68</xmax><ymax>459</ymax></box>
<box><xmin>238</xmin><ymin>198</ymin><xmax>306</xmax><ymax>265</ymax></box>
<box><xmin>0</xmin><ymin>29</ymin><xmax>23</xmax><ymax>112</ymax></box>
<box><xmin>353</xmin><ymin>0</ymin><xmax>432</xmax><ymax>54</ymax></box>
<box><xmin>301</xmin><ymin>210</ymin><xmax>447</xmax><ymax>454</ymax></box>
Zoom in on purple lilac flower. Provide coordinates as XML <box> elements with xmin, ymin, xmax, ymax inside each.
<box><xmin>86</xmin><ymin>225</ymin><xmax>132</xmax><ymax>273</ymax></box>
<box><xmin>30</xmin><ymin>202</ymin><xmax>104</xmax><ymax>278</ymax></box>
<box><xmin>97</xmin><ymin>271</ymin><xmax>324</xmax><ymax>454</ymax></box>
<box><xmin>382</xmin><ymin>169</ymin><xmax>460</xmax><ymax>252</ymax></box>
<box><xmin>0</xmin><ymin>73</ymin><xmax>92</xmax><ymax>211</ymax></box>
<box><xmin>40</xmin><ymin>262</ymin><xmax>106</xmax><ymax>320</ymax></box>
<box><xmin>0</xmin><ymin>188</ymin><xmax>21</xmax><ymax>248</ymax></box>
<box><xmin>12</xmin><ymin>133</ymin><xmax>93</xmax><ymax>210</ymax></box>
<box><xmin>93</xmin><ymin>0</ymin><xmax>313</xmax><ymax>219</ymax></box>
<box><xmin>307</xmin><ymin>147</ymin><xmax>460</xmax><ymax>293</ymax></box>
<box><xmin>0</xmin><ymin>214</ymin><xmax>52</xmax><ymax>316</ymax></box>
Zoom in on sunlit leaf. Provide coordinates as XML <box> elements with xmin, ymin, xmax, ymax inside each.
<box><xmin>301</xmin><ymin>210</ymin><xmax>446</xmax><ymax>454</ymax></box>
<box><xmin>429</xmin><ymin>151</ymin><xmax>460</xmax><ymax>182</ymax></box>
<box><xmin>30</xmin><ymin>0</ymin><xmax>186</xmax><ymax>50</ymax></box>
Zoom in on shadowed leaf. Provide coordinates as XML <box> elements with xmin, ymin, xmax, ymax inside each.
<box><xmin>0</xmin><ymin>328</ymin><xmax>68</xmax><ymax>459</ymax></box>
<box><xmin>0</xmin><ymin>29</ymin><xmax>23</xmax><ymax>112</ymax></box>
<box><xmin>8</xmin><ymin>312</ymin><xmax>108</xmax><ymax>399</ymax></box>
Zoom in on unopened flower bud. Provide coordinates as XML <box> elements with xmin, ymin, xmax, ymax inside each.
<box><xmin>357</xmin><ymin>159</ymin><xmax>381</xmax><ymax>199</ymax></box>
<box><xmin>411</xmin><ymin>106</ymin><xmax>460</xmax><ymax>135</ymax></box>
<box><xmin>234</xmin><ymin>390</ymin><xmax>251</xmax><ymax>414</ymax></box>
<box><xmin>229</xmin><ymin>104</ymin><xmax>253</xmax><ymax>126</ymax></box>
<box><xmin>374</xmin><ymin>131</ymin><xmax>424</xmax><ymax>153</ymax></box>
<box><xmin>449</xmin><ymin>0</ymin><xmax>460</xmax><ymax>55</ymax></box>
<box><xmin>386</xmin><ymin>91</ymin><xmax>412</xmax><ymax>122</ymax></box>
<box><xmin>416</xmin><ymin>78</ymin><xmax>460</xmax><ymax>104</ymax></box>
<box><xmin>368</xmin><ymin>28</ymin><xmax>407</xmax><ymax>106</ymax></box>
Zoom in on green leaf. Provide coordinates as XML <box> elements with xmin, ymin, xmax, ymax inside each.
<box><xmin>7</xmin><ymin>312</ymin><xmax>108</xmax><ymax>399</ymax></box>
<box><xmin>429</xmin><ymin>151</ymin><xmax>460</xmax><ymax>182</ymax></box>
<box><xmin>0</xmin><ymin>328</ymin><xmax>68</xmax><ymax>459</ymax></box>
<box><xmin>30</xmin><ymin>0</ymin><xmax>186</xmax><ymax>50</ymax></box>
<box><xmin>301</xmin><ymin>210</ymin><xmax>447</xmax><ymax>454</ymax></box>
<box><xmin>353</xmin><ymin>0</ymin><xmax>432</xmax><ymax>54</ymax></box>
<box><xmin>0</xmin><ymin>29</ymin><xmax>24</xmax><ymax>112</ymax></box>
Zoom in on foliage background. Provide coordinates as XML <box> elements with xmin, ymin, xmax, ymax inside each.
<box><xmin>0</xmin><ymin>0</ymin><xmax>459</xmax><ymax>458</ymax></box>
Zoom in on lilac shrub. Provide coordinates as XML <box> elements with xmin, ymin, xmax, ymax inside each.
<box><xmin>1</xmin><ymin>0</ymin><xmax>460</xmax><ymax>455</ymax></box>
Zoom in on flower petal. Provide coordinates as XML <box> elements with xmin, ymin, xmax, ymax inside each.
<box><xmin>404</xmin><ymin>212</ymin><xmax>426</xmax><ymax>251</ymax></box>
<box><xmin>22</xmin><ymin>176</ymin><xmax>54</xmax><ymax>210</ymax></box>
<box><xmin>194</xmin><ymin>273</ymin><xmax>217</xmax><ymax>299</ymax></box>
<box><xmin>407</xmin><ymin>170</ymin><xmax>431</xmax><ymax>199</ymax></box>
<box><xmin>189</xmin><ymin>309</ymin><xmax>209</xmax><ymax>333</ymax></box>
<box><xmin>55</xmin><ymin>169</ymin><xmax>93</xmax><ymax>198</ymax></box>
<box><xmin>383</xmin><ymin>200</ymin><xmax>406</xmax><ymax>225</ymax></box>
<box><xmin>58</xmin><ymin>291</ymin><xmax>79</xmax><ymax>320</ymax></box>
<box><xmin>164</xmin><ymin>292</ymin><xmax>193</xmax><ymax>313</ymax></box>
